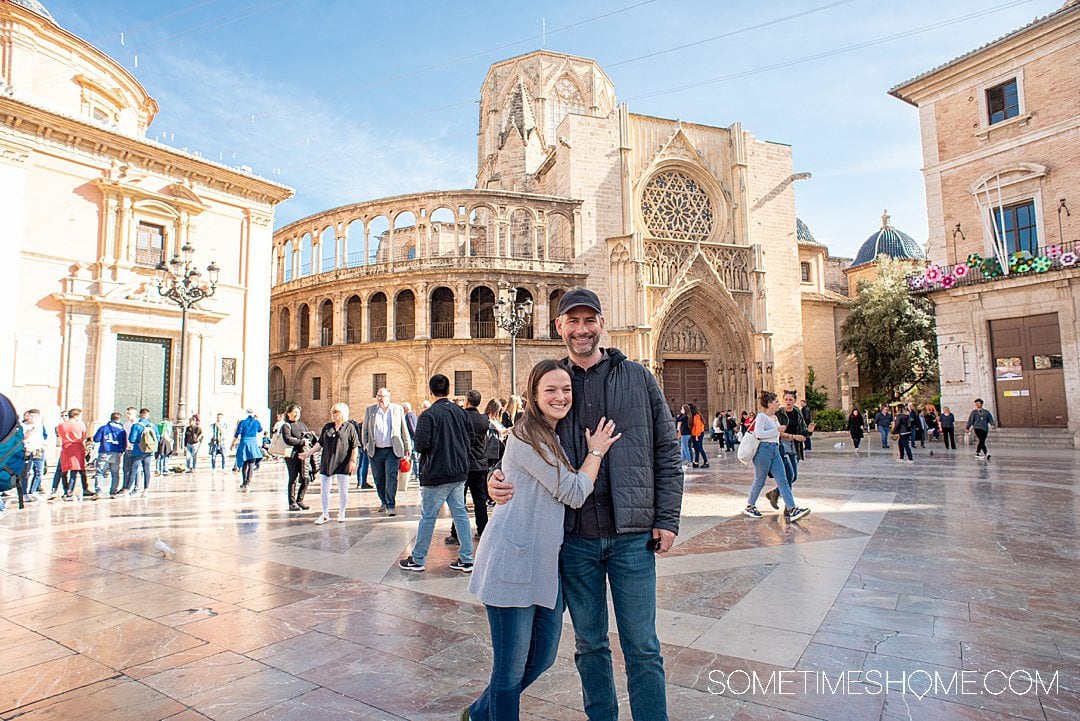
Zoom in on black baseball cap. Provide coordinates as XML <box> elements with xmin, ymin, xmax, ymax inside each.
<box><xmin>557</xmin><ymin>288</ymin><xmax>602</xmax><ymax>315</ymax></box>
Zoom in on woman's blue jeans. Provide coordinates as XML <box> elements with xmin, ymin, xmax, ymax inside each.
<box><xmin>898</xmin><ymin>433</ymin><xmax>913</xmax><ymax>460</ymax></box>
<box><xmin>469</xmin><ymin>595</ymin><xmax>563</xmax><ymax>721</ymax></box>
<box><xmin>749</xmin><ymin>442</ymin><xmax>796</xmax><ymax>508</ymax></box>
<box><xmin>679</xmin><ymin>435</ymin><xmax>692</xmax><ymax>463</ymax></box>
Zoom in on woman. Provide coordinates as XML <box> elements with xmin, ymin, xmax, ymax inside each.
<box><xmin>711</xmin><ymin>412</ymin><xmax>723</xmax><ymax>445</ymax></box>
<box><xmin>301</xmin><ymin>403</ymin><xmax>359</xmax><ymax>525</ymax></box>
<box><xmin>57</xmin><ymin>408</ymin><xmax>95</xmax><ymax>500</ymax></box>
<box><xmin>281</xmin><ymin>404</ymin><xmax>314</xmax><ymax>511</ymax></box>
<box><xmin>908</xmin><ymin>403</ymin><xmax>924</xmax><ymax>449</ymax></box>
<box><xmin>483</xmin><ymin>399</ymin><xmax>508</xmax><ymax>469</ymax></box>
<box><xmin>892</xmin><ymin>404</ymin><xmax>913</xmax><ymax>462</ymax></box>
<box><xmin>231</xmin><ymin>409</ymin><xmax>264</xmax><ymax>491</ymax></box>
<box><xmin>502</xmin><ymin>395</ymin><xmax>523</xmax><ymax>429</ymax></box>
<box><xmin>464</xmin><ymin>359</ymin><xmax>620</xmax><ymax>721</ymax></box>
<box><xmin>923</xmin><ymin>404</ymin><xmax>939</xmax><ymax>442</ymax></box>
<box><xmin>847</xmin><ymin>409</ymin><xmax>865</xmax><ymax>453</ymax></box>
<box><xmin>689</xmin><ymin>403</ymin><xmax>708</xmax><ymax>468</ymax></box>
<box><xmin>184</xmin><ymin>416</ymin><xmax>203</xmax><ymax>473</ymax></box>
<box><xmin>939</xmin><ymin>405</ymin><xmax>956</xmax><ymax>450</ymax></box>
<box><xmin>744</xmin><ymin>392</ymin><xmax>809</xmax><ymax>521</ymax></box>
<box><xmin>675</xmin><ymin>405</ymin><xmax>693</xmax><ymax>469</ymax></box>
<box><xmin>156</xmin><ymin>417</ymin><xmax>174</xmax><ymax>475</ymax></box>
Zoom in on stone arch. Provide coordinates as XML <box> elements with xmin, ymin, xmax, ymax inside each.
<box><xmin>368</xmin><ymin>291</ymin><xmax>388</xmax><ymax>342</ymax></box>
<box><xmin>513</xmin><ymin>287</ymin><xmax>535</xmax><ymax>339</ymax></box>
<box><xmin>510</xmin><ymin>207</ymin><xmax>535</xmax><ymax>259</ymax></box>
<box><xmin>297</xmin><ymin>303</ymin><xmax>310</xmax><ymax>348</ymax></box>
<box><xmin>430</xmin><ymin>286</ymin><xmax>455</xmax><ymax>339</ymax></box>
<box><xmin>394</xmin><ymin>289</ymin><xmax>416</xmax><ymax>340</ymax></box>
<box><xmin>470</xmin><ymin>285</ymin><xmax>496</xmax><ymax>338</ymax></box>
<box><xmin>292</xmin><ymin>357</ymin><xmax>330</xmax><ymax>396</ymax></box>
<box><xmin>269</xmin><ymin>365</ymin><xmax>286</xmax><ymax>410</ymax></box>
<box><xmin>319</xmin><ymin>225</ymin><xmax>335</xmax><ymax>273</ymax></box>
<box><xmin>278</xmin><ymin>307</ymin><xmax>291</xmax><ymax>352</ymax></box>
<box><xmin>430</xmin><ymin>206</ymin><xmax>457</xmax><ymax>257</ymax></box>
<box><xmin>429</xmin><ymin>347</ymin><xmax>499</xmax><ymax>388</ymax></box>
<box><xmin>319</xmin><ymin>298</ymin><xmax>333</xmax><ymax>346</ymax></box>
<box><xmin>343</xmin><ymin>352</ymin><xmax>418</xmax><ymax>408</ymax></box>
<box><xmin>299</xmin><ymin>233</ymin><xmax>313</xmax><ymax>276</ymax></box>
<box><xmin>546</xmin><ymin>210</ymin><xmax>573</xmax><ymax>260</ymax></box>
<box><xmin>393</xmin><ymin>211</ymin><xmax>417</xmax><ymax>262</ymax></box>
<box><xmin>345</xmin><ymin>294</ymin><xmax>362</xmax><ymax>343</ymax></box>
<box><xmin>468</xmin><ymin>204</ymin><xmax>498</xmax><ymax>256</ymax></box>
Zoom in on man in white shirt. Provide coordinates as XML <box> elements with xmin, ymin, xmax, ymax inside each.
<box><xmin>362</xmin><ymin>388</ymin><xmax>411</xmax><ymax>516</ymax></box>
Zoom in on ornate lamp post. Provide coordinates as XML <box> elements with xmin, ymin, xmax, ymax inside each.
<box><xmin>156</xmin><ymin>243</ymin><xmax>220</xmax><ymax>423</ymax></box>
<box><xmin>494</xmin><ymin>284</ymin><xmax>533</xmax><ymax>396</ymax></box>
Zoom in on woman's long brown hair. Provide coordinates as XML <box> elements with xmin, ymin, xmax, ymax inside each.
<box><xmin>512</xmin><ymin>359</ymin><xmax>572</xmax><ymax>469</ymax></box>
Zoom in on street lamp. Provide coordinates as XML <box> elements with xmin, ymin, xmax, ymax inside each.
<box><xmin>156</xmin><ymin>248</ymin><xmax>220</xmax><ymax>423</ymax></box>
<box><xmin>494</xmin><ymin>284</ymin><xmax>533</xmax><ymax>396</ymax></box>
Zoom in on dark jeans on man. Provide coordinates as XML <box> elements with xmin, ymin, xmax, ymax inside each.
<box><xmin>973</xmin><ymin>428</ymin><xmax>989</xmax><ymax>456</ymax></box>
<box><xmin>878</xmin><ymin>426</ymin><xmax>890</xmax><ymax>448</ymax></box>
<box><xmin>468</xmin><ymin>593</ymin><xmax>563</xmax><ymax>721</ymax></box>
<box><xmin>124</xmin><ymin>455</ymin><xmax>152</xmax><ymax>492</ymax></box>
<box><xmin>723</xmin><ymin>429</ymin><xmax>735</xmax><ymax>452</ymax></box>
<box><xmin>450</xmin><ymin>469</ymin><xmax>490</xmax><ymax>541</ymax></box>
<box><xmin>370</xmin><ymin>446</ymin><xmax>399</xmax><ymax>510</ymax></box>
<box><xmin>942</xmin><ymin>427</ymin><xmax>956</xmax><ymax>449</ymax></box>
<box><xmin>560</xmin><ymin>532</ymin><xmax>668</xmax><ymax>721</ymax></box>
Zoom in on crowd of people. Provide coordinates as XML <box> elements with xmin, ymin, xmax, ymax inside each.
<box><xmin>863</xmin><ymin>399</ymin><xmax>996</xmax><ymax>460</ymax></box>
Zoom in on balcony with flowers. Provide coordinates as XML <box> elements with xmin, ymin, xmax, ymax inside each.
<box><xmin>907</xmin><ymin>239</ymin><xmax>1080</xmax><ymax>295</ymax></box>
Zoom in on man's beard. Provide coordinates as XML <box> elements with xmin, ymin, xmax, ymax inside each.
<box><xmin>566</xmin><ymin>333</ymin><xmax>599</xmax><ymax>357</ymax></box>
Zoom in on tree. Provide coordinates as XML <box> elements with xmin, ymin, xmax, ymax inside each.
<box><xmin>840</xmin><ymin>257</ymin><xmax>938</xmax><ymax>400</ymax></box>
<box><xmin>804</xmin><ymin>366</ymin><xmax>829</xmax><ymax>412</ymax></box>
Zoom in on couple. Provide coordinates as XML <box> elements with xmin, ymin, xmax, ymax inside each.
<box><xmin>463</xmin><ymin>288</ymin><xmax>684</xmax><ymax>721</ymax></box>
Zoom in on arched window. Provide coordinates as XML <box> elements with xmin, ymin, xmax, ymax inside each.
<box><xmin>510</xmin><ymin>209</ymin><xmax>533</xmax><ymax>259</ymax></box>
<box><xmin>320</xmin><ymin>226</ymin><xmax>336</xmax><ymax>273</ymax></box>
<box><xmin>430</xmin><ymin>287</ymin><xmax>455</xmax><ymax>339</ymax></box>
<box><xmin>369</xmin><ymin>292</ymin><xmax>387</xmax><ymax>342</ymax></box>
<box><xmin>395</xmin><ymin>290</ymin><xmax>415</xmax><ymax>340</ymax></box>
<box><xmin>269</xmin><ymin>366</ymin><xmax>285</xmax><ymax>410</ymax></box>
<box><xmin>299</xmin><ymin>233</ymin><xmax>313</xmax><ymax>276</ymax></box>
<box><xmin>283</xmin><ymin>241</ymin><xmax>294</xmax><ymax>282</ymax></box>
<box><xmin>640</xmin><ymin>170</ymin><xmax>715</xmax><ymax>242</ymax></box>
<box><xmin>548</xmin><ymin>289</ymin><xmax>564</xmax><ymax>339</ymax></box>
<box><xmin>298</xmin><ymin>304</ymin><xmax>310</xmax><ymax>348</ymax></box>
<box><xmin>515</xmin><ymin>288</ymin><xmax>534</xmax><ymax>339</ymax></box>
<box><xmin>279</xmin><ymin>307</ymin><xmax>291</xmax><ymax>351</ymax></box>
<box><xmin>346</xmin><ymin>295</ymin><xmax>362</xmax><ymax>343</ymax></box>
<box><xmin>545</xmin><ymin>76</ymin><xmax>586</xmax><ymax>143</ymax></box>
<box><xmin>470</xmin><ymin>286</ymin><xmax>496</xmax><ymax>338</ymax></box>
<box><xmin>319</xmin><ymin>299</ymin><xmax>333</xmax><ymax>346</ymax></box>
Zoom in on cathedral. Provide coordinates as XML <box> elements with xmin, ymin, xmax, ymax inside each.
<box><xmin>269</xmin><ymin>51</ymin><xmax>858</xmax><ymax>419</ymax></box>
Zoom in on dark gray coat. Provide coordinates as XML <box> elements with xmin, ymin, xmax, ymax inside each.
<box><xmin>557</xmin><ymin>348</ymin><xmax>683</xmax><ymax>535</ymax></box>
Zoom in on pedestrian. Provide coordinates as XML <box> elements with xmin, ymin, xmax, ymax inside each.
<box><xmin>965</xmin><ymin>398</ymin><xmax>996</xmax><ymax>459</ymax></box>
<box><xmin>891</xmin><ymin>404</ymin><xmax>913</xmax><ymax>462</ymax></box>
<box><xmin>488</xmin><ymin>287</ymin><xmax>683</xmax><ymax>721</ymax></box>
<box><xmin>302</xmin><ymin>403</ymin><xmax>359</xmax><ymax>524</ymax></box>
<box><xmin>92</xmin><ymin>412</ymin><xmax>126</xmax><ymax>497</ymax></box>
<box><xmin>361</xmin><ymin>388</ymin><xmax>411</xmax><ymax>516</ymax></box>
<box><xmin>724</xmin><ymin>411</ymin><xmax>737</xmax><ymax>452</ymax></box>
<box><xmin>874</xmin><ymin>405</ymin><xmax>892</xmax><ymax>449</ymax></box>
<box><xmin>484</xmin><ymin>399</ymin><xmax>508</xmax><ymax>468</ymax></box>
<box><xmin>208</xmin><ymin>413</ymin><xmax>229</xmax><ymax>471</ymax></box>
<box><xmin>676</xmin><ymin>404</ymin><xmax>693</xmax><ymax>469</ymax></box>
<box><xmin>847</xmin><ymin>409</ymin><xmax>865</xmax><ymax>453</ymax></box>
<box><xmin>156</xmin><ymin>416</ymin><xmax>174</xmax><ymax>475</ymax></box>
<box><xmin>711</xmin><ymin>411</ymin><xmax>723</xmax><ymax>445</ymax></box>
<box><xmin>447</xmin><ymin>389</ymin><xmax>491</xmax><ymax>546</ymax></box>
<box><xmin>398</xmin><ymin>374</ymin><xmax>474</xmax><ymax>573</ymax></box>
<box><xmin>688</xmin><ymin>403</ymin><xmax>708</xmax><ymax>468</ymax></box>
<box><xmin>184</xmin><ymin>416</ymin><xmax>203</xmax><ymax>473</ymax></box>
<box><xmin>939</xmin><ymin>405</ymin><xmax>956</xmax><ymax>450</ymax></box>
<box><xmin>56</xmin><ymin>408</ymin><xmax>95</xmax><ymax>500</ymax></box>
<box><xmin>744</xmin><ymin>391</ymin><xmax>810</xmax><ymax>521</ymax></box>
<box><xmin>281</xmin><ymin>404</ymin><xmax>314</xmax><ymax>511</ymax></box>
<box><xmin>20</xmin><ymin>409</ymin><xmax>46</xmax><ymax>497</ymax></box>
<box><xmin>924</xmin><ymin>404</ymin><xmax>939</xmax><ymax>442</ymax></box>
<box><xmin>463</xmin><ymin>359</ymin><xmax>621</xmax><ymax>721</ymax></box>
<box><xmin>231</xmin><ymin>409</ymin><xmax>263</xmax><ymax>490</ymax></box>
<box><xmin>799</xmin><ymin>399</ymin><xmax>814</xmax><ymax>457</ymax></box>
<box><xmin>764</xmin><ymin>390</ymin><xmax>807</xmax><ymax>512</ymax></box>
<box><xmin>908</xmin><ymin>403</ymin><xmax>924</xmax><ymax>449</ymax></box>
<box><xmin>402</xmin><ymin>400</ymin><xmax>418</xmax><ymax>484</ymax></box>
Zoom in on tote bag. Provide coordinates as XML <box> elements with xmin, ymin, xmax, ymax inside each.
<box><xmin>736</xmin><ymin>420</ymin><xmax>758</xmax><ymax>465</ymax></box>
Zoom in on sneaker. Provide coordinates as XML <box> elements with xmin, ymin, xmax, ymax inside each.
<box><xmin>288</xmin><ymin>503</ymin><xmax>301</xmax><ymax>511</ymax></box>
<box><xmin>449</xmin><ymin>558</ymin><xmax>474</xmax><ymax>573</ymax></box>
<box><xmin>398</xmin><ymin>555</ymin><xmax>425</xmax><ymax>572</ymax></box>
<box><xmin>62</xmin><ymin>494</ymin><xmax>74</xmax><ymax>502</ymax></box>
<box><xmin>702</xmin><ymin>462</ymin><xmax>709</xmax><ymax>468</ymax></box>
<box><xmin>86</xmin><ymin>494</ymin><xmax>99</xmax><ymax>501</ymax></box>
<box><xmin>360</xmin><ymin>483</ymin><xmax>374</xmax><ymax>489</ymax></box>
<box><xmin>444</xmin><ymin>535</ymin><xmax>460</xmax><ymax>546</ymax></box>
<box><xmin>377</xmin><ymin>504</ymin><xmax>387</xmax><ymax>513</ymax></box>
<box><xmin>314</xmin><ymin>514</ymin><xmax>330</xmax><ymax>525</ymax></box>
<box><xmin>46</xmin><ymin>494</ymin><xmax>56</xmax><ymax>501</ymax></box>
<box><xmin>298</xmin><ymin>503</ymin><xmax>309</xmax><ymax>510</ymax></box>
<box><xmin>743</xmin><ymin>505</ymin><xmax>763</xmax><ymax>518</ymax></box>
<box><xmin>788</xmin><ymin>507</ymin><xmax>811</xmax><ymax>522</ymax></box>
<box><xmin>765</xmin><ymin>488</ymin><xmax>780</xmax><ymax>510</ymax></box>
<box><xmin>692</xmin><ymin>463</ymin><xmax>699</xmax><ymax>469</ymax></box>
<box><xmin>387</xmin><ymin>509</ymin><xmax>396</xmax><ymax>517</ymax></box>
<box><xmin>337</xmin><ymin>511</ymin><xmax>347</xmax><ymax>523</ymax></box>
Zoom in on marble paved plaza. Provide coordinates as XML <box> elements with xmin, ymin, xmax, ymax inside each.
<box><xmin>0</xmin><ymin>443</ymin><xmax>1077</xmax><ymax>721</ymax></box>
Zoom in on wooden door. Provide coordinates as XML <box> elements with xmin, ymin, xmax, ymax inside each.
<box><xmin>989</xmin><ymin>313</ymin><xmax>1067</xmax><ymax>427</ymax></box>
<box><xmin>662</xmin><ymin>360</ymin><xmax>708</xmax><ymax>417</ymax></box>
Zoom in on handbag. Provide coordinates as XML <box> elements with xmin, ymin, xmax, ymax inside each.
<box><xmin>398</xmin><ymin>457</ymin><xmax>411</xmax><ymax>473</ymax></box>
<box><xmin>736</xmin><ymin>420</ymin><xmax>758</xmax><ymax>465</ymax></box>
<box><xmin>266</xmin><ymin>428</ymin><xmax>290</xmax><ymax>457</ymax></box>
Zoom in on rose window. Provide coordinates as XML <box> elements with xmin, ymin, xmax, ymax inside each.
<box><xmin>640</xmin><ymin>170</ymin><xmax>714</xmax><ymax>241</ymax></box>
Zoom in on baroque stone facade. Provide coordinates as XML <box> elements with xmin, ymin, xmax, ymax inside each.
<box><xmin>271</xmin><ymin>50</ymin><xmax>853</xmax><ymax>419</ymax></box>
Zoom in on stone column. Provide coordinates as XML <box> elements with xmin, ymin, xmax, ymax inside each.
<box><xmin>454</xmin><ymin>281</ymin><xmax>470</xmax><ymax>338</ymax></box>
<box><xmin>535</xmin><ymin>283</ymin><xmax>551</xmax><ymax>340</ymax></box>
<box><xmin>416</xmin><ymin>282</ymin><xmax>430</xmax><ymax>339</ymax></box>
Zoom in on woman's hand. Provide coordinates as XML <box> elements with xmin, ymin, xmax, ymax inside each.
<box><xmin>585</xmin><ymin>417</ymin><xmax>622</xmax><ymax>455</ymax></box>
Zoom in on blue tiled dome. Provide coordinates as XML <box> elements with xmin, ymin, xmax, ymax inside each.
<box><xmin>10</xmin><ymin>0</ymin><xmax>54</xmax><ymax>21</ymax></box>
<box><xmin>796</xmin><ymin>218</ymin><xmax>820</xmax><ymax>245</ymax></box>
<box><xmin>850</xmin><ymin>212</ymin><xmax>925</xmax><ymax>268</ymax></box>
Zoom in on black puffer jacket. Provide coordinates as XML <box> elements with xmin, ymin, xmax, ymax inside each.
<box><xmin>415</xmin><ymin>398</ymin><xmax>470</xmax><ymax>486</ymax></box>
<box><xmin>557</xmin><ymin>348</ymin><xmax>683</xmax><ymax>534</ymax></box>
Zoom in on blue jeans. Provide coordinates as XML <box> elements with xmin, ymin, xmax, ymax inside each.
<box><xmin>186</xmin><ymin>442</ymin><xmax>200</xmax><ymax>470</ymax></box>
<box><xmin>780</xmin><ymin>446</ymin><xmax>799</xmax><ymax>486</ymax></box>
<box><xmin>356</xmin><ymin>451</ymin><xmax>370</xmax><ymax>487</ymax></box>
<box><xmin>155</xmin><ymin>453</ymin><xmax>169</xmax><ymax>475</ymax></box>
<box><xmin>410</xmin><ymin>480</ymin><xmax>473</xmax><ymax>566</ymax></box>
<box><xmin>879</xmin><ymin>426</ymin><xmax>890</xmax><ymax>448</ymax></box>
<box><xmin>370</xmin><ymin>446</ymin><xmax>400</xmax><ymax>510</ymax></box>
<box><xmin>560</xmin><ymin>532</ymin><xmax>667</xmax><ymax>721</ymax></box>
<box><xmin>469</xmin><ymin>593</ymin><xmax>564</xmax><ymax>721</ymax></box>
<box><xmin>723</xmin><ymin>429</ymin><xmax>736</xmax><ymax>452</ymax></box>
<box><xmin>95</xmin><ymin>452</ymin><xmax>121</xmax><ymax>494</ymax></box>
<box><xmin>749</xmin><ymin>442</ymin><xmax>795</xmax><ymax>508</ymax></box>
<box><xmin>679</xmin><ymin>435</ymin><xmax>692</xmax><ymax>463</ymax></box>
<box><xmin>124</xmin><ymin>455</ymin><xmax>152</xmax><ymax>492</ymax></box>
<box><xmin>209</xmin><ymin>442</ymin><xmax>226</xmax><ymax>469</ymax></box>
<box><xmin>23</xmin><ymin>457</ymin><xmax>44</xmax><ymax>493</ymax></box>
<box><xmin>898</xmin><ymin>433</ymin><xmax>913</xmax><ymax>460</ymax></box>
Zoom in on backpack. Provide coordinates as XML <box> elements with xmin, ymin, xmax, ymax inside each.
<box><xmin>0</xmin><ymin>424</ymin><xmax>25</xmax><ymax>492</ymax></box>
<box><xmin>139</xmin><ymin>423</ymin><xmax>159</xmax><ymax>454</ymax></box>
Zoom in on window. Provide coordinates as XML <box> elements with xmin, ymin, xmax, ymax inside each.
<box><xmin>372</xmin><ymin>374</ymin><xmax>386</xmax><ymax>398</ymax></box>
<box><xmin>987</xmin><ymin>79</ymin><xmax>1019</xmax><ymax>125</ymax></box>
<box><xmin>135</xmin><ymin>222</ymin><xmax>165</xmax><ymax>267</ymax></box>
<box><xmin>640</xmin><ymin>170</ymin><xmax>714</xmax><ymax>241</ymax></box>
<box><xmin>312</xmin><ymin>377</ymin><xmax>321</xmax><ymax>401</ymax></box>
<box><xmin>800</xmin><ymin>262</ymin><xmax>812</xmax><ymax>283</ymax></box>
<box><xmin>992</xmin><ymin>200</ymin><xmax>1038</xmax><ymax>255</ymax></box>
<box><xmin>454</xmin><ymin>371</ymin><xmax>473</xmax><ymax>397</ymax></box>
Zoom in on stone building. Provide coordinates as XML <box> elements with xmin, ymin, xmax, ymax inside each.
<box><xmin>270</xmin><ymin>50</ymin><xmax>853</xmax><ymax>419</ymax></box>
<box><xmin>891</xmin><ymin>1</ymin><xmax>1079</xmax><ymax>438</ymax></box>
<box><xmin>0</xmin><ymin>0</ymin><xmax>293</xmax><ymax>424</ymax></box>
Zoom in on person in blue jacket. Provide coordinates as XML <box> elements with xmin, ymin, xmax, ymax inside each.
<box><xmin>232</xmin><ymin>409</ymin><xmax>264</xmax><ymax>491</ymax></box>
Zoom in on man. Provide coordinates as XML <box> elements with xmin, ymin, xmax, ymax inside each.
<box><xmin>350</xmin><ymin>416</ymin><xmax>371</xmax><ymax>489</ymax></box>
<box><xmin>208</xmin><ymin>413</ymin><xmax>229</xmax><ymax>470</ymax></box>
<box><xmin>446</xmin><ymin>389</ymin><xmax>490</xmax><ymax>546</ymax></box>
<box><xmin>20</xmin><ymin>409</ymin><xmax>47</xmax><ymax>498</ymax></box>
<box><xmin>966</xmin><ymin>398</ymin><xmax>996</xmax><ymax>459</ymax></box>
<box><xmin>124</xmin><ymin>409</ymin><xmax>155</xmax><ymax>496</ymax></box>
<box><xmin>398</xmin><ymin>374</ymin><xmax>474</xmax><ymax>573</ymax></box>
<box><xmin>402</xmin><ymin>401</ymin><xmax>419</xmax><ymax>483</ymax></box>
<box><xmin>362</xmin><ymin>388</ymin><xmax>411</xmax><ymax>516</ymax></box>
<box><xmin>723</xmin><ymin>410</ymin><xmax>737</xmax><ymax>453</ymax></box>
<box><xmin>798</xmin><ymin>398</ymin><xmax>814</xmax><ymax>459</ymax></box>
<box><xmin>93</xmin><ymin>412</ymin><xmax>126</xmax><ymax>496</ymax></box>
<box><xmin>874</xmin><ymin>405</ymin><xmax>892</xmax><ymax>449</ymax></box>
<box><xmin>489</xmin><ymin>287</ymin><xmax>682</xmax><ymax>721</ymax></box>
<box><xmin>119</xmin><ymin>407</ymin><xmax>138</xmax><ymax>495</ymax></box>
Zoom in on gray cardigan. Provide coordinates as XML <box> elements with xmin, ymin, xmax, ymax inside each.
<box><xmin>469</xmin><ymin>434</ymin><xmax>594</xmax><ymax>609</ymax></box>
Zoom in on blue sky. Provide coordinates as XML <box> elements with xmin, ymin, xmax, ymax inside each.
<box><xmin>48</xmin><ymin>0</ymin><xmax>1060</xmax><ymax>258</ymax></box>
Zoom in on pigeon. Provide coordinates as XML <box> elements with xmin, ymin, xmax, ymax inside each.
<box><xmin>154</xmin><ymin>537</ymin><xmax>176</xmax><ymax>558</ymax></box>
